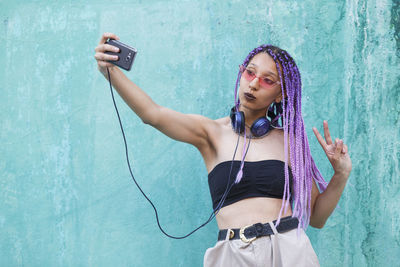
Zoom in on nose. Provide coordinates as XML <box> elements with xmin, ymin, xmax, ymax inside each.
<box><xmin>249</xmin><ymin>77</ymin><xmax>260</xmax><ymax>90</ymax></box>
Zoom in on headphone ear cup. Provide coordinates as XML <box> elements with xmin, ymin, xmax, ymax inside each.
<box><xmin>250</xmin><ymin>117</ymin><xmax>271</xmax><ymax>137</ymax></box>
<box><xmin>230</xmin><ymin>106</ymin><xmax>245</xmax><ymax>134</ymax></box>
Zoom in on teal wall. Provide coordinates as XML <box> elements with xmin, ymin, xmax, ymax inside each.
<box><xmin>1</xmin><ymin>0</ymin><xmax>399</xmax><ymax>266</ymax></box>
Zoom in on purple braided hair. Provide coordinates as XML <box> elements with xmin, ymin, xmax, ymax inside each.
<box><xmin>233</xmin><ymin>45</ymin><xmax>329</xmax><ymax>235</ymax></box>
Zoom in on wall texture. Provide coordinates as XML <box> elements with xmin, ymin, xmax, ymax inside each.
<box><xmin>1</xmin><ymin>0</ymin><xmax>399</xmax><ymax>266</ymax></box>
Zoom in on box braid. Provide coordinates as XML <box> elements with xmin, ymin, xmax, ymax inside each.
<box><xmin>233</xmin><ymin>45</ymin><xmax>329</xmax><ymax>234</ymax></box>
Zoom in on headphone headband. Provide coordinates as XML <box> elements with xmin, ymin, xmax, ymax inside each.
<box><xmin>230</xmin><ymin>106</ymin><xmax>272</xmax><ymax>137</ymax></box>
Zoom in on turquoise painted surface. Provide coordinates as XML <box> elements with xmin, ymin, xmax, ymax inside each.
<box><xmin>1</xmin><ymin>0</ymin><xmax>399</xmax><ymax>266</ymax></box>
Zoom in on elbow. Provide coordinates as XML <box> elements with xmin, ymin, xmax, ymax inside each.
<box><xmin>141</xmin><ymin>105</ymin><xmax>160</xmax><ymax>126</ymax></box>
<box><xmin>309</xmin><ymin>216</ymin><xmax>326</xmax><ymax>229</ymax></box>
<box><xmin>312</xmin><ymin>223</ymin><xmax>325</xmax><ymax>229</ymax></box>
<box><xmin>141</xmin><ymin>117</ymin><xmax>152</xmax><ymax>125</ymax></box>
<box><xmin>142</xmin><ymin>114</ymin><xmax>158</xmax><ymax>126</ymax></box>
<box><xmin>139</xmin><ymin>113</ymin><xmax>152</xmax><ymax>125</ymax></box>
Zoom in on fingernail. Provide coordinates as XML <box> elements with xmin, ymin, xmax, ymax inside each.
<box><xmin>114</xmin><ymin>48</ymin><xmax>119</xmax><ymax>52</ymax></box>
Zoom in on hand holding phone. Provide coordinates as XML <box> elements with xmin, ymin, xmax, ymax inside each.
<box><xmin>104</xmin><ymin>39</ymin><xmax>137</xmax><ymax>71</ymax></box>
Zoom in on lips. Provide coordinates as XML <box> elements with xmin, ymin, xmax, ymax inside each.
<box><xmin>244</xmin><ymin>92</ymin><xmax>256</xmax><ymax>100</ymax></box>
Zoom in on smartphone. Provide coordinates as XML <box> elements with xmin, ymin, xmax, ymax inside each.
<box><xmin>105</xmin><ymin>39</ymin><xmax>137</xmax><ymax>71</ymax></box>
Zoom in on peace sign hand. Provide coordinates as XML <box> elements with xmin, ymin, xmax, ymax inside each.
<box><xmin>313</xmin><ymin>121</ymin><xmax>352</xmax><ymax>177</ymax></box>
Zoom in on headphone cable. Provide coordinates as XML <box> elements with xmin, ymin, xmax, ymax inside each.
<box><xmin>106</xmin><ymin>67</ymin><xmax>251</xmax><ymax>239</ymax></box>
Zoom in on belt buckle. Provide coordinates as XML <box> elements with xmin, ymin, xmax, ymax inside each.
<box><xmin>228</xmin><ymin>229</ymin><xmax>235</xmax><ymax>239</ymax></box>
<box><xmin>239</xmin><ymin>224</ymin><xmax>256</xmax><ymax>243</ymax></box>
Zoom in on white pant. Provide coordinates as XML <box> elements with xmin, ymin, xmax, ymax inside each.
<box><xmin>204</xmin><ymin>221</ymin><xmax>320</xmax><ymax>267</ymax></box>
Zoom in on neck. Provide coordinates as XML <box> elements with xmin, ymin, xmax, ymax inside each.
<box><xmin>238</xmin><ymin>105</ymin><xmax>268</xmax><ymax>127</ymax></box>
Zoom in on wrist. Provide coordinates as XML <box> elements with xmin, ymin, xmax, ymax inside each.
<box><xmin>101</xmin><ymin>66</ymin><xmax>117</xmax><ymax>80</ymax></box>
<box><xmin>333</xmin><ymin>170</ymin><xmax>350</xmax><ymax>180</ymax></box>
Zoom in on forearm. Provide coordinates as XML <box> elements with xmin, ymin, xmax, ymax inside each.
<box><xmin>104</xmin><ymin>67</ymin><xmax>159</xmax><ymax>124</ymax></box>
<box><xmin>310</xmin><ymin>172</ymin><xmax>349</xmax><ymax>228</ymax></box>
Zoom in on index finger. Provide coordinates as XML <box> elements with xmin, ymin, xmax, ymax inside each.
<box><xmin>98</xmin><ymin>32</ymin><xmax>120</xmax><ymax>45</ymax></box>
<box><xmin>323</xmin><ymin>120</ymin><xmax>333</xmax><ymax>145</ymax></box>
<box><xmin>312</xmin><ymin>127</ymin><xmax>327</xmax><ymax>151</ymax></box>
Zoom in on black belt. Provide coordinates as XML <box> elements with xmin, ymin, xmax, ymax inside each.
<box><xmin>218</xmin><ymin>216</ymin><xmax>299</xmax><ymax>242</ymax></box>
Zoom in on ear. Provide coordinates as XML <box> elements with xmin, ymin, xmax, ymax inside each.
<box><xmin>275</xmin><ymin>87</ymin><xmax>288</xmax><ymax>103</ymax></box>
<box><xmin>275</xmin><ymin>93</ymin><xmax>283</xmax><ymax>103</ymax></box>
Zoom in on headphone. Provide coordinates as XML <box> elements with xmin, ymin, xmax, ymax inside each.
<box><xmin>230</xmin><ymin>105</ymin><xmax>281</xmax><ymax>137</ymax></box>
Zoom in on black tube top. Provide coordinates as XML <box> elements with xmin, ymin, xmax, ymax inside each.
<box><xmin>208</xmin><ymin>160</ymin><xmax>293</xmax><ymax>210</ymax></box>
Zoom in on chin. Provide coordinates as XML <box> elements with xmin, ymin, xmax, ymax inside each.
<box><xmin>239</xmin><ymin>102</ymin><xmax>256</xmax><ymax>112</ymax></box>
<box><xmin>240</xmin><ymin>102</ymin><xmax>270</xmax><ymax>115</ymax></box>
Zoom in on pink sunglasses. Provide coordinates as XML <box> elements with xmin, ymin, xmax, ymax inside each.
<box><xmin>239</xmin><ymin>65</ymin><xmax>281</xmax><ymax>89</ymax></box>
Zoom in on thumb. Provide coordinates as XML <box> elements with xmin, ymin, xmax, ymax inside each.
<box><xmin>335</xmin><ymin>139</ymin><xmax>343</xmax><ymax>156</ymax></box>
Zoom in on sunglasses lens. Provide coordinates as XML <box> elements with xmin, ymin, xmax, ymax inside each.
<box><xmin>259</xmin><ymin>79</ymin><xmax>275</xmax><ymax>89</ymax></box>
<box><xmin>243</xmin><ymin>69</ymin><xmax>254</xmax><ymax>81</ymax></box>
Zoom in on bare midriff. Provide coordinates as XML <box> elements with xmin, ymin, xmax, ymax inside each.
<box><xmin>215</xmin><ymin>197</ymin><xmax>293</xmax><ymax>230</ymax></box>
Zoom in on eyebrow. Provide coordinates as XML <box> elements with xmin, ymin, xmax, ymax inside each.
<box><xmin>248</xmin><ymin>63</ymin><xmax>278</xmax><ymax>78</ymax></box>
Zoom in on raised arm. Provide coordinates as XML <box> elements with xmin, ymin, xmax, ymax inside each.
<box><xmin>94</xmin><ymin>33</ymin><xmax>217</xmax><ymax>150</ymax></box>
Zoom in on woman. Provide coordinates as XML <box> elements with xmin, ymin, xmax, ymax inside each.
<box><xmin>94</xmin><ymin>32</ymin><xmax>352</xmax><ymax>266</ymax></box>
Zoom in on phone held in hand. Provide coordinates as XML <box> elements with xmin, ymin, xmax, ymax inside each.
<box><xmin>105</xmin><ymin>39</ymin><xmax>137</xmax><ymax>71</ymax></box>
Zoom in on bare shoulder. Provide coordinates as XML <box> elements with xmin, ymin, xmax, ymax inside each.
<box><xmin>203</xmin><ymin>116</ymin><xmax>230</xmax><ymax>146</ymax></box>
<box><xmin>213</xmin><ymin>116</ymin><xmax>231</xmax><ymax>127</ymax></box>
<box><xmin>199</xmin><ymin>115</ymin><xmax>228</xmax><ymax>135</ymax></box>
<box><xmin>268</xmin><ymin>128</ymin><xmax>285</xmax><ymax>144</ymax></box>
